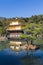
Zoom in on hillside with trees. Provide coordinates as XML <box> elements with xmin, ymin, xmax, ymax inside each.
<box><xmin>0</xmin><ymin>15</ymin><xmax>43</xmax><ymax>37</ymax></box>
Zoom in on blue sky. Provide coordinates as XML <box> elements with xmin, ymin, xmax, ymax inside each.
<box><xmin>0</xmin><ymin>0</ymin><xmax>43</xmax><ymax>18</ymax></box>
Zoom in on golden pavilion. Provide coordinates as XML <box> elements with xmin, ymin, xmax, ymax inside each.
<box><xmin>6</xmin><ymin>18</ymin><xmax>26</xmax><ymax>50</ymax></box>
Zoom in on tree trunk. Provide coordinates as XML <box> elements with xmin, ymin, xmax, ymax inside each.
<box><xmin>31</xmin><ymin>40</ymin><xmax>33</xmax><ymax>44</ymax></box>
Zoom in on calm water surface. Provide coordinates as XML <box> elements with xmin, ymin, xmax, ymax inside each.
<box><xmin>0</xmin><ymin>38</ymin><xmax>43</xmax><ymax>65</ymax></box>
<box><xmin>0</xmin><ymin>48</ymin><xmax>43</xmax><ymax>65</ymax></box>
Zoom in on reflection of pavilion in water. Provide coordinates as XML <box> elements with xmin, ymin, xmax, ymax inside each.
<box><xmin>6</xmin><ymin>19</ymin><xmax>27</xmax><ymax>50</ymax></box>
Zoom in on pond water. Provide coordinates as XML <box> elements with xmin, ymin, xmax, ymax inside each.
<box><xmin>0</xmin><ymin>40</ymin><xmax>43</xmax><ymax>65</ymax></box>
<box><xmin>0</xmin><ymin>48</ymin><xmax>43</xmax><ymax>65</ymax></box>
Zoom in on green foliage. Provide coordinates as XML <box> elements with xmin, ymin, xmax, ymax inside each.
<box><xmin>0</xmin><ymin>19</ymin><xmax>10</xmax><ymax>35</ymax></box>
<box><xmin>0</xmin><ymin>15</ymin><xmax>43</xmax><ymax>36</ymax></box>
<box><xmin>20</xmin><ymin>17</ymin><xmax>43</xmax><ymax>44</ymax></box>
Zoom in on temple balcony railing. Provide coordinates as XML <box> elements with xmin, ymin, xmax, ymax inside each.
<box><xmin>6</xmin><ymin>28</ymin><xmax>24</xmax><ymax>31</ymax></box>
<box><xmin>7</xmin><ymin>33</ymin><xmax>23</xmax><ymax>39</ymax></box>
